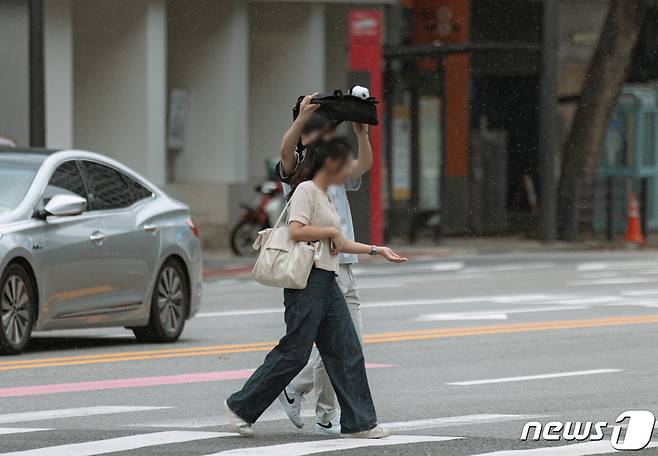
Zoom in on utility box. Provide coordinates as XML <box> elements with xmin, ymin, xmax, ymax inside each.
<box><xmin>470</xmin><ymin>129</ymin><xmax>508</xmax><ymax>234</ymax></box>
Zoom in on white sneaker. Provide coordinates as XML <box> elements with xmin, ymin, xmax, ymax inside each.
<box><xmin>277</xmin><ymin>386</ymin><xmax>305</xmax><ymax>429</ymax></box>
<box><xmin>343</xmin><ymin>425</ymin><xmax>390</xmax><ymax>439</ymax></box>
<box><xmin>223</xmin><ymin>400</ymin><xmax>254</xmax><ymax>438</ymax></box>
<box><xmin>314</xmin><ymin>416</ymin><xmax>341</xmax><ymax>435</ymax></box>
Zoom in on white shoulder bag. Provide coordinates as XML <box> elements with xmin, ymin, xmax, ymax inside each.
<box><xmin>251</xmin><ymin>200</ymin><xmax>321</xmax><ymax>289</ymax></box>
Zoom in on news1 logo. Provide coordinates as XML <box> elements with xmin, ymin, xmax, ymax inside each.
<box><xmin>521</xmin><ymin>411</ymin><xmax>656</xmax><ymax>450</ymax></box>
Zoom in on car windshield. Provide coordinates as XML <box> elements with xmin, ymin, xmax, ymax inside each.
<box><xmin>0</xmin><ymin>158</ymin><xmax>41</xmax><ymax>213</ymax></box>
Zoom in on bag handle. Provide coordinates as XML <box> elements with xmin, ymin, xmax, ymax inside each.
<box><xmin>267</xmin><ymin>196</ymin><xmax>323</xmax><ymax>261</ymax></box>
<box><xmin>273</xmin><ymin>198</ymin><xmax>292</xmax><ymax>229</ymax></box>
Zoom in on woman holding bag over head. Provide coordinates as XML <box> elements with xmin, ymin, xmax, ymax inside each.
<box><xmin>224</xmin><ymin>138</ymin><xmax>407</xmax><ymax>439</ymax></box>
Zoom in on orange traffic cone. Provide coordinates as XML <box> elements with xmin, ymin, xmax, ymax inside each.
<box><xmin>624</xmin><ymin>192</ymin><xmax>644</xmax><ymax>244</ymax></box>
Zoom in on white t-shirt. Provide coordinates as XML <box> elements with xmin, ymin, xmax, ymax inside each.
<box><xmin>275</xmin><ymin>160</ymin><xmax>360</xmax><ymax>264</ymax></box>
<box><xmin>288</xmin><ymin>181</ymin><xmax>341</xmax><ymax>272</ymax></box>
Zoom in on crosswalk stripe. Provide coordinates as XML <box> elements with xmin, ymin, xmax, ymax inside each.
<box><xmin>133</xmin><ymin>409</ymin><xmax>316</xmax><ymax>428</ymax></box>
<box><xmin>446</xmin><ymin>369</ymin><xmax>622</xmax><ymax>386</ymax></box>
<box><xmin>416</xmin><ymin>306</ymin><xmax>588</xmax><ymax>322</ymax></box>
<box><xmin>0</xmin><ymin>431</ymin><xmax>233</xmax><ymax>456</ymax></box>
<box><xmin>470</xmin><ymin>440</ymin><xmax>658</xmax><ymax>455</ymax></box>
<box><xmin>0</xmin><ymin>428</ymin><xmax>50</xmax><ymax>436</ymax></box>
<box><xmin>136</xmin><ymin>412</ymin><xmax>538</xmax><ymax>430</ymax></box>
<box><xmin>0</xmin><ymin>406</ymin><xmax>170</xmax><ymax>425</ymax></box>
<box><xmin>568</xmin><ymin>277</ymin><xmax>655</xmax><ymax>286</ymax></box>
<box><xmin>204</xmin><ymin>435</ymin><xmax>460</xmax><ymax>456</ymax></box>
<box><xmin>382</xmin><ymin>414</ymin><xmax>546</xmax><ymax>431</ymax></box>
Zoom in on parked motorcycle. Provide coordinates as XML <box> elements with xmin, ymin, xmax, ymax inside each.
<box><xmin>230</xmin><ymin>180</ymin><xmax>284</xmax><ymax>256</ymax></box>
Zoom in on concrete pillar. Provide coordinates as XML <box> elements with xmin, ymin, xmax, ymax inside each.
<box><xmin>166</xmin><ymin>0</ymin><xmax>249</xmax><ymax>245</ymax></box>
<box><xmin>44</xmin><ymin>0</ymin><xmax>73</xmax><ymax>149</ymax></box>
<box><xmin>145</xmin><ymin>0</ymin><xmax>166</xmax><ymax>186</ymax></box>
<box><xmin>248</xmin><ymin>1</ymin><xmax>326</xmax><ymax>179</ymax></box>
<box><xmin>0</xmin><ymin>1</ymin><xmax>30</xmax><ymax>146</ymax></box>
<box><xmin>73</xmin><ymin>0</ymin><xmax>166</xmax><ymax>185</ymax></box>
<box><xmin>167</xmin><ymin>0</ymin><xmax>249</xmax><ymax>184</ymax></box>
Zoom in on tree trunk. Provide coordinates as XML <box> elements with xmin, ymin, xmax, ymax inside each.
<box><xmin>557</xmin><ymin>0</ymin><xmax>645</xmax><ymax>238</ymax></box>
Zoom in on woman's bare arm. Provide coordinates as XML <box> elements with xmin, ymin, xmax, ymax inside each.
<box><xmin>288</xmin><ymin>221</ymin><xmax>338</xmax><ymax>243</ymax></box>
<box><xmin>350</xmin><ymin>123</ymin><xmax>373</xmax><ymax>179</ymax></box>
<box><xmin>335</xmin><ymin>239</ymin><xmax>407</xmax><ymax>263</ymax></box>
<box><xmin>279</xmin><ymin>94</ymin><xmax>319</xmax><ymax>175</ymax></box>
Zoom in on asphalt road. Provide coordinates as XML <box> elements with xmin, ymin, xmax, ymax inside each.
<box><xmin>2</xmin><ymin>250</ymin><xmax>658</xmax><ymax>455</ymax></box>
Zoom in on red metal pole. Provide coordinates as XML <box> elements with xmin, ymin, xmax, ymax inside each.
<box><xmin>348</xmin><ymin>10</ymin><xmax>383</xmax><ymax>245</ymax></box>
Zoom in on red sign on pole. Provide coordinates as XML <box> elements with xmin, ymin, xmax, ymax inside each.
<box><xmin>348</xmin><ymin>10</ymin><xmax>383</xmax><ymax>246</ymax></box>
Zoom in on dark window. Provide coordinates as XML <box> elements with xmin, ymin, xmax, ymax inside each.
<box><xmin>124</xmin><ymin>176</ymin><xmax>153</xmax><ymax>203</ymax></box>
<box><xmin>81</xmin><ymin>161</ymin><xmax>133</xmax><ymax>210</ymax></box>
<box><xmin>44</xmin><ymin>161</ymin><xmax>87</xmax><ymax>205</ymax></box>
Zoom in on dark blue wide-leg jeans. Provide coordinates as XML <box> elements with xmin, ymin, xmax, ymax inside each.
<box><xmin>227</xmin><ymin>267</ymin><xmax>377</xmax><ymax>434</ymax></box>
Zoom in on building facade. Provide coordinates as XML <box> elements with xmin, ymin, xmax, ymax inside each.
<box><xmin>0</xmin><ymin>0</ymin><xmax>390</xmax><ymax>247</ymax></box>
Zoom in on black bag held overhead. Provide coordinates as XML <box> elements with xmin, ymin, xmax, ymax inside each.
<box><xmin>292</xmin><ymin>89</ymin><xmax>379</xmax><ymax>126</ymax></box>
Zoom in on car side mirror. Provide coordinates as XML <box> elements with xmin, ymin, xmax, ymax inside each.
<box><xmin>42</xmin><ymin>194</ymin><xmax>88</xmax><ymax>218</ymax></box>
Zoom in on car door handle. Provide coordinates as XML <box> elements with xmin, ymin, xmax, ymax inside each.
<box><xmin>89</xmin><ymin>231</ymin><xmax>105</xmax><ymax>244</ymax></box>
<box><xmin>143</xmin><ymin>224</ymin><xmax>159</xmax><ymax>233</ymax></box>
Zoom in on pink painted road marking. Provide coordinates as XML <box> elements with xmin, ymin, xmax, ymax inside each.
<box><xmin>0</xmin><ymin>363</ymin><xmax>393</xmax><ymax>398</ymax></box>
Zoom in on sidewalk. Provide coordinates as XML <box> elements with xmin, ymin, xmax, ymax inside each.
<box><xmin>203</xmin><ymin>235</ymin><xmax>639</xmax><ymax>279</ymax></box>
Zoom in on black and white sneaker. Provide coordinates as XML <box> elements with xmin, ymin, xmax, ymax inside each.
<box><xmin>277</xmin><ymin>386</ymin><xmax>305</xmax><ymax>428</ymax></box>
<box><xmin>314</xmin><ymin>416</ymin><xmax>341</xmax><ymax>435</ymax></box>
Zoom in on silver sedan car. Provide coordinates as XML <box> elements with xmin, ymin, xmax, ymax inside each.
<box><xmin>0</xmin><ymin>148</ymin><xmax>202</xmax><ymax>354</ymax></box>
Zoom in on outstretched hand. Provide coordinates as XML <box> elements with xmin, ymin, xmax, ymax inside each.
<box><xmin>378</xmin><ymin>247</ymin><xmax>407</xmax><ymax>263</ymax></box>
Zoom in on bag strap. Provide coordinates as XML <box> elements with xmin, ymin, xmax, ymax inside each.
<box><xmin>270</xmin><ymin>195</ymin><xmax>323</xmax><ymax>260</ymax></box>
<box><xmin>273</xmin><ymin>198</ymin><xmax>292</xmax><ymax>229</ymax></box>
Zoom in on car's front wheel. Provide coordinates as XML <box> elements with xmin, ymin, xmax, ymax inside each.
<box><xmin>133</xmin><ymin>258</ymin><xmax>189</xmax><ymax>343</ymax></box>
<box><xmin>0</xmin><ymin>263</ymin><xmax>36</xmax><ymax>355</ymax></box>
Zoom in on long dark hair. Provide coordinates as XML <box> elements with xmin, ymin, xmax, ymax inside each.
<box><xmin>288</xmin><ymin>137</ymin><xmax>352</xmax><ymax>198</ymax></box>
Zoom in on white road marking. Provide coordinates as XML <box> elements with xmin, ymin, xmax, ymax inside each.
<box><xmin>0</xmin><ymin>406</ymin><xmax>170</xmax><ymax>425</ymax></box>
<box><xmin>421</xmin><ymin>313</ymin><xmax>509</xmax><ymax>321</ymax></box>
<box><xmin>364</xmin><ymin>294</ymin><xmax>562</xmax><ymax>309</ymax></box>
<box><xmin>356</xmin><ymin>281</ymin><xmax>413</xmax><ymax>289</ymax></box>
<box><xmin>460</xmin><ymin>263</ymin><xmax>554</xmax><ymax>274</ymax></box>
<box><xmin>604</xmin><ymin>262</ymin><xmax>658</xmax><ymax>270</ymax></box>
<box><xmin>205</xmin><ymin>435</ymin><xmax>460</xmax><ymax>456</ymax></box>
<box><xmin>197</xmin><ymin>308</ymin><xmax>281</xmax><ymax>318</ymax></box>
<box><xmin>0</xmin><ymin>428</ymin><xmax>50</xmax><ymax>435</ymax></box>
<box><xmin>577</xmin><ymin>263</ymin><xmax>609</xmax><ymax>271</ymax></box>
<box><xmin>133</xmin><ymin>409</ymin><xmax>315</xmax><ymax>429</ymax></box>
<box><xmin>568</xmin><ymin>277</ymin><xmax>654</xmax><ymax>286</ymax></box>
<box><xmin>549</xmin><ymin>296</ymin><xmax>620</xmax><ymax>305</ymax></box>
<box><xmin>471</xmin><ymin>440</ymin><xmax>658</xmax><ymax>455</ymax></box>
<box><xmin>352</xmin><ymin>261</ymin><xmax>464</xmax><ymax>276</ymax></box>
<box><xmin>382</xmin><ymin>414</ymin><xmax>546</xmax><ymax>431</ymax></box>
<box><xmin>432</xmin><ymin>262</ymin><xmax>466</xmax><ymax>272</ymax></box>
<box><xmin>578</xmin><ymin>261</ymin><xmax>658</xmax><ymax>271</ymax></box>
<box><xmin>197</xmin><ymin>294</ymin><xmax>586</xmax><ymax>318</ymax></box>
<box><xmin>446</xmin><ymin>369</ymin><xmax>622</xmax><ymax>386</ymax></box>
<box><xmin>137</xmin><ymin>412</ymin><xmax>541</xmax><ymax>431</ymax></box>
<box><xmin>621</xmin><ymin>289</ymin><xmax>658</xmax><ymax>296</ymax></box>
<box><xmin>416</xmin><ymin>306</ymin><xmax>588</xmax><ymax>322</ymax></box>
<box><xmin>0</xmin><ymin>431</ymin><xmax>232</xmax><ymax>456</ymax></box>
<box><xmin>198</xmin><ymin>291</ymin><xmax>656</xmax><ymax>319</ymax></box>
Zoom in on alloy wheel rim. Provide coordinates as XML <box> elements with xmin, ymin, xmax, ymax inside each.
<box><xmin>157</xmin><ymin>267</ymin><xmax>184</xmax><ymax>333</ymax></box>
<box><xmin>1</xmin><ymin>276</ymin><xmax>30</xmax><ymax>346</ymax></box>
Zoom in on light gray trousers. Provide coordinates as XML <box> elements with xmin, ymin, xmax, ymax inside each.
<box><xmin>290</xmin><ymin>263</ymin><xmax>363</xmax><ymax>424</ymax></box>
